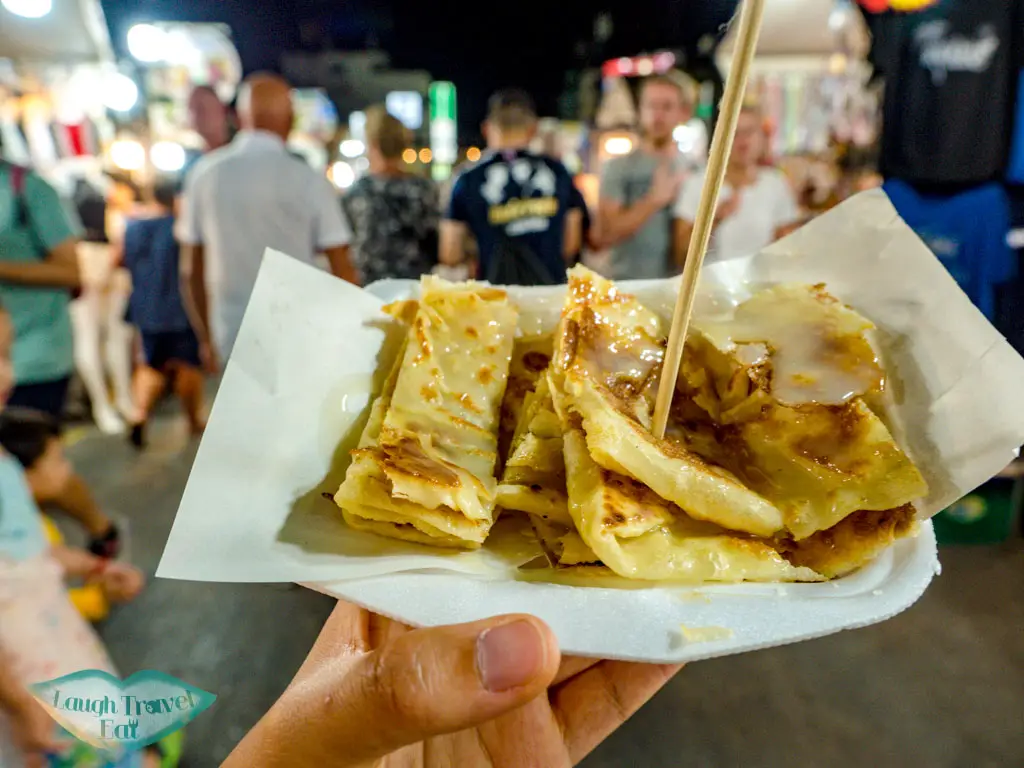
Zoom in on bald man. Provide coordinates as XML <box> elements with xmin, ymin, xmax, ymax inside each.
<box><xmin>177</xmin><ymin>74</ymin><xmax>356</xmax><ymax>368</ymax></box>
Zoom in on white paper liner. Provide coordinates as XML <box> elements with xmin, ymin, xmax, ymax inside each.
<box><xmin>158</xmin><ymin>190</ymin><xmax>1021</xmax><ymax>661</ymax></box>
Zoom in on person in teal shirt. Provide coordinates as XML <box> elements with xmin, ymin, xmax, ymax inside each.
<box><xmin>0</xmin><ymin>161</ymin><xmax>81</xmax><ymax>412</ymax></box>
<box><xmin>0</xmin><ymin>162</ymin><xmax>122</xmax><ymax>557</ymax></box>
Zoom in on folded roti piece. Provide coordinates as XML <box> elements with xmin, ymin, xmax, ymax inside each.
<box><xmin>553</xmin><ymin>266</ymin><xmax>787</xmax><ymax>538</ymax></box>
<box><xmin>559</xmin><ymin>412</ymin><xmax>823</xmax><ymax>583</ymax></box>
<box><xmin>496</xmin><ymin>375</ymin><xmax>571</xmax><ymax>526</ymax></box>
<box><xmin>375</xmin><ymin>277</ymin><xmax>518</xmax><ymax>520</ymax></box>
<box><xmin>499</xmin><ymin>334</ymin><xmax>554</xmax><ymax>462</ymax></box>
<box><xmin>335</xmin><ymin>277</ymin><xmax>517</xmax><ymax>548</ymax></box>
<box><xmin>778</xmin><ymin>505</ymin><xmax>919</xmax><ymax>579</ymax></box>
<box><xmin>570</xmin><ymin>375</ymin><xmax>786</xmax><ymax>538</ymax></box>
<box><xmin>675</xmin><ymin>285</ymin><xmax>928</xmax><ymax>540</ymax></box>
<box><xmin>530</xmin><ymin>516</ymin><xmax>603</xmax><ymax>568</ymax></box>
<box><xmin>335</xmin><ymin>344</ymin><xmax>489</xmax><ymax>547</ymax></box>
<box><xmin>546</xmin><ymin>369</ymin><xmax>905</xmax><ymax>582</ymax></box>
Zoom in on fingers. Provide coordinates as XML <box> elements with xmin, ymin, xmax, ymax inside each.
<box><xmin>552</xmin><ymin>661</ymin><xmax>682</xmax><ymax>764</ymax></box>
<box><xmin>553</xmin><ymin>656</ymin><xmax>600</xmax><ymax>686</ymax></box>
<box><xmin>342</xmin><ymin>615</ymin><xmax>559</xmax><ymax>761</ymax></box>
<box><xmin>242</xmin><ymin>614</ymin><xmax>560</xmax><ymax>767</ymax></box>
<box><xmin>473</xmin><ymin>694</ymin><xmax>572</xmax><ymax>768</ymax></box>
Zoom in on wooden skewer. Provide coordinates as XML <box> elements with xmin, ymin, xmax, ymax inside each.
<box><xmin>650</xmin><ymin>0</ymin><xmax>767</xmax><ymax>439</ymax></box>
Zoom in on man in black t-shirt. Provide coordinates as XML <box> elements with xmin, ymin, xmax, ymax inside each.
<box><xmin>440</xmin><ymin>90</ymin><xmax>583</xmax><ymax>285</ymax></box>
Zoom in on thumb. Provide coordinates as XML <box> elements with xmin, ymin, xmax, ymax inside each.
<box><xmin>251</xmin><ymin>614</ymin><xmax>560</xmax><ymax>767</ymax></box>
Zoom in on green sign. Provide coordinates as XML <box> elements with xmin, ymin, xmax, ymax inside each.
<box><xmin>429</xmin><ymin>82</ymin><xmax>458</xmax><ymax>165</ymax></box>
<box><xmin>429</xmin><ymin>81</ymin><xmax>457</xmax><ymax>123</ymax></box>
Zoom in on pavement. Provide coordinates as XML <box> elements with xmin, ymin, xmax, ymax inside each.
<box><xmin>60</xmin><ymin>404</ymin><xmax>1024</xmax><ymax>767</ymax></box>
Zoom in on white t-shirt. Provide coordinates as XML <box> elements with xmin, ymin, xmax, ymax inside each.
<box><xmin>177</xmin><ymin>130</ymin><xmax>352</xmax><ymax>357</ymax></box>
<box><xmin>674</xmin><ymin>167</ymin><xmax>798</xmax><ymax>263</ymax></box>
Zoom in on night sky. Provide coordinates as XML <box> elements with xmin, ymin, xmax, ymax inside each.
<box><xmin>100</xmin><ymin>0</ymin><xmax>739</xmax><ymax>135</ymax></box>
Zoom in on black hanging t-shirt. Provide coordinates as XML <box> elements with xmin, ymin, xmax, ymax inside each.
<box><xmin>865</xmin><ymin>0</ymin><xmax>1024</xmax><ymax>187</ymax></box>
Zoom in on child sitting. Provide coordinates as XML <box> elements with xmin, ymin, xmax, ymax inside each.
<box><xmin>0</xmin><ymin>303</ymin><xmax>151</xmax><ymax>766</ymax></box>
<box><xmin>120</xmin><ymin>180</ymin><xmax>206</xmax><ymax>448</ymax></box>
<box><xmin>0</xmin><ymin>408</ymin><xmax>141</xmax><ymax>620</ymax></box>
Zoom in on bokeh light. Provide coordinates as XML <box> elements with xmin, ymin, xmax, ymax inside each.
<box><xmin>339</xmin><ymin>139</ymin><xmax>365</xmax><ymax>158</ymax></box>
<box><xmin>603</xmin><ymin>136</ymin><xmax>633</xmax><ymax>156</ymax></box>
<box><xmin>331</xmin><ymin>161</ymin><xmax>355</xmax><ymax>189</ymax></box>
<box><xmin>110</xmin><ymin>139</ymin><xmax>146</xmax><ymax>171</ymax></box>
<box><xmin>127</xmin><ymin>24</ymin><xmax>168</xmax><ymax>63</ymax></box>
<box><xmin>103</xmin><ymin>74</ymin><xmax>140</xmax><ymax>112</ymax></box>
<box><xmin>2</xmin><ymin>0</ymin><xmax>52</xmax><ymax>18</ymax></box>
<box><xmin>151</xmin><ymin>141</ymin><xmax>186</xmax><ymax>173</ymax></box>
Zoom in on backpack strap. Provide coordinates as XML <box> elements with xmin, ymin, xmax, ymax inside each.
<box><xmin>6</xmin><ymin>163</ymin><xmax>50</xmax><ymax>260</ymax></box>
<box><xmin>7</xmin><ymin>162</ymin><xmax>30</xmax><ymax>228</ymax></box>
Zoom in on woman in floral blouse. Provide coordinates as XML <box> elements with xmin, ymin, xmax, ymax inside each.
<box><xmin>341</xmin><ymin>107</ymin><xmax>440</xmax><ymax>286</ymax></box>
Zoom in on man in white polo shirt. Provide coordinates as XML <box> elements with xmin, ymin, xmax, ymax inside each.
<box><xmin>178</xmin><ymin>73</ymin><xmax>356</xmax><ymax>370</ymax></box>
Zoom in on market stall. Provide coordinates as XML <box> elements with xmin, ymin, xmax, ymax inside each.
<box><xmin>0</xmin><ymin>0</ymin><xmax>123</xmax><ymax>184</ymax></box>
<box><xmin>716</xmin><ymin>0</ymin><xmax>877</xmax><ymax>211</ymax></box>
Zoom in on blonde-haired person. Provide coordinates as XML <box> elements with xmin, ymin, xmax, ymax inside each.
<box><xmin>341</xmin><ymin>106</ymin><xmax>440</xmax><ymax>285</ymax></box>
<box><xmin>598</xmin><ymin>72</ymin><xmax>697</xmax><ymax>280</ymax></box>
<box><xmin>674</xmin><ymin>100</ymin><xmax>800</xmax><ymax>266</ymax></box>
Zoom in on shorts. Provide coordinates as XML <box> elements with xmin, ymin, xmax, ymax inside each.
<box><xmin>141</xmin><ymin>330</ymin><xmax>201</xmax><ymax>370</ymax></box>
<box><xmin>7</xmin><ymin>376</ymin><xmax>71</xmax><ymax>419</ymax></box>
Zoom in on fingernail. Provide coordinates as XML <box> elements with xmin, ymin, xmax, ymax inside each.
<box><xmin>476</xmin><ymin>620</ymin><xmax>545</xmax><ymax>692</ymax></box>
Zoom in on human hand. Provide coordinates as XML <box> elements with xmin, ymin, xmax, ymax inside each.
<box><xmin>199</xmin><ymin>341</ymin><xmax>220</xmax><ymax>375</ymax></box>
<box><xmin>225</xmin><ymin>602</ymin><xmax>681</xmax><ymax>767</ymax></box>
<box><xmin>649</xmin><ymin>162</ymin><xmax>686</xmax><ymax>208</ymax></box>
<box><xmin>99</xmin><ymin>562</ymin><xmax>145</xmax><ymax>603</ymax></box>
<box><xmin>9</xmin><ymin>694</ymin><xmax>68</xmax><ymax>768</ymax></box>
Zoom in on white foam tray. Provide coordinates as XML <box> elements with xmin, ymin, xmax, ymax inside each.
<box><xmin>308</xmin><ymin>523</ymin><xmax>938</xmax><ymax>663</ymax></box>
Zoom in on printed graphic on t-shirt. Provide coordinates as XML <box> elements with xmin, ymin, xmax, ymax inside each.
<box><xmin>482</xmin><ymin>159</ymin><xmax>560</xmax><ymax>237</ymax></box>
<box><xmin>915</xmin><ymin>21</ymin><xmax>1001</xmax><ymax>84</ymax></box>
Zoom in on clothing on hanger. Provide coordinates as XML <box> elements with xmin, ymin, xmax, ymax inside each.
<box><xmin>23</xmin><ymin>114</ymin><xmax>58</xmax><ymax>168</ymax></box>
<box><xmin>56</xmin><ymin>123</ymin><xmax>89</xmax><ymax>158</ymax></box>
<box><xmin>0</xmin><ymin>118</ymin><xmax>30</xmax><ymax>165</ymax></box>
<box><xmin>884</xmin><ymin>179</ymin><xmax>1015</xmax><ymax>321</ymax></box>
<box><xmin>1007</xmin><ymin>72</ymin><xmax>1024</xmax><ymax>184</ymax></box>
<box><xmin>50</xmin><ymin>123</ymin><xmax>71</xmax><ymax>159</ymax></box>
<box><xmin>866</xmin><ymin>0</ymin><xmax>1024</xmax><ymax>186</ymax></box>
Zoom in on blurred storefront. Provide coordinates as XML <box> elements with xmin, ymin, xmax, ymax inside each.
<box><xmin>291</xmin><ymin>87</ymin><xmax>339</xmax><ymax>173</ymax></box>
<box><xmin>0</xmin><ymin>0</ymin><xmax>122</xmax><ymax>193</ymax></box>
<box><xmin>718</xmin><ymin>0</ymin><xmax>873</xmax><ymax>155</ymax></box>
<box><xmin>717</xmin><ymin>0</ymin><xmax>877</xmax><ymax>213</ymax></box>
